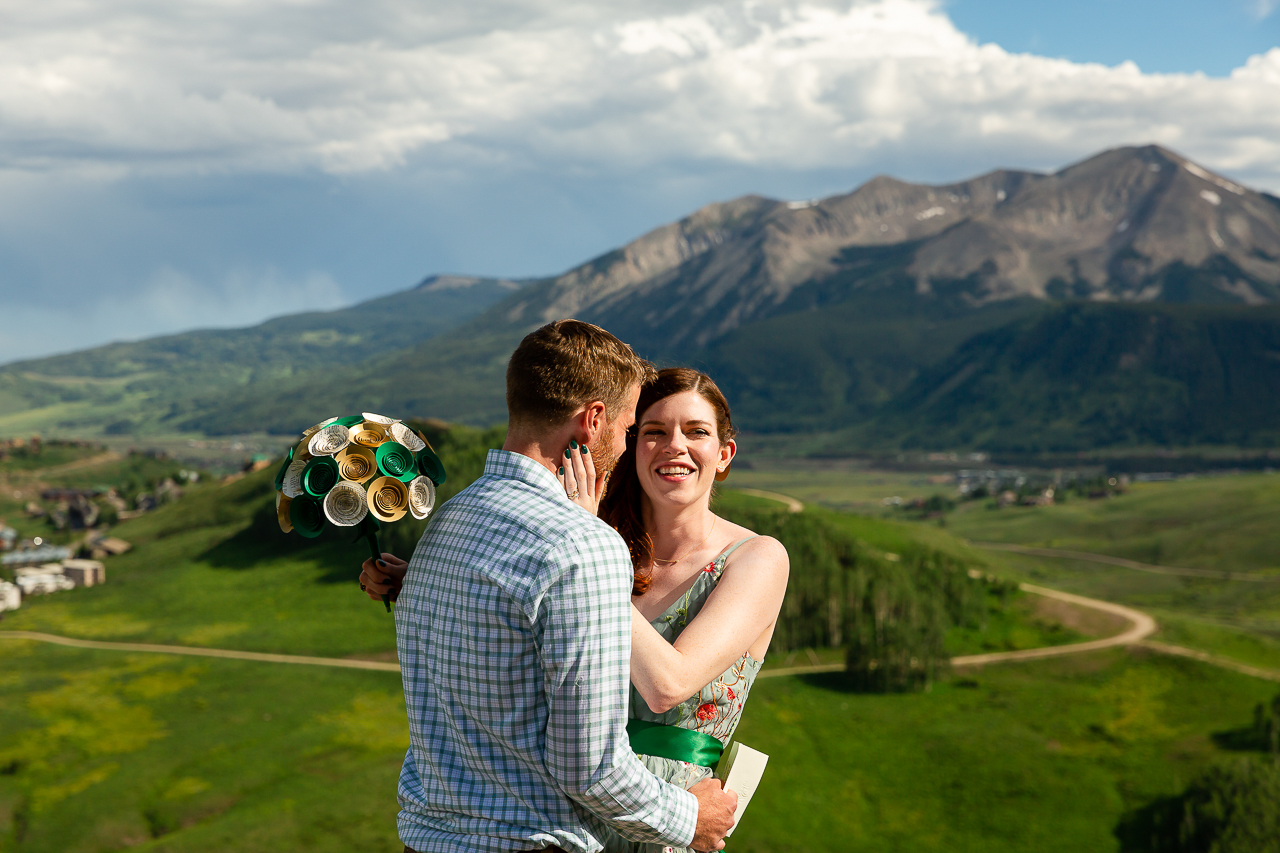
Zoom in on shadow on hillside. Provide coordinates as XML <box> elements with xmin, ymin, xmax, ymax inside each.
<box><xmin>797</xmin><ymin>672</ymin><xmax>852</xmax><ymax>692</ymax></box>
<box><xmin>1113</xmin><ymin>795</ymin><xmax>1184</xmax><ymax>852</ymax></box>
<box><xmin>796</xmin><ymin>670</ymin><xmax>931</xmax><ymax>696</ymax></box>
<box><xmin>199</xmin><ymin>499</ymin><xmax>366</xmax><ymax>585</ymax></box>
<box><xmin>1211</xmin><ymin>724</ymin><xmax>1269</xmax><ymax>752</ymax></box>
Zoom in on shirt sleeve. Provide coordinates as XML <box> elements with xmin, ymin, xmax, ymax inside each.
<box><xmin>535</xmin><ymin>524</ymin><xmax>699</xmax><ymax>847</ymax></box>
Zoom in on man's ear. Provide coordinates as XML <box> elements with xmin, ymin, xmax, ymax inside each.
<box><xmin>573</xmin><ymin>401</ymin><xmax>608</xmax><ymax>444</ymax></box>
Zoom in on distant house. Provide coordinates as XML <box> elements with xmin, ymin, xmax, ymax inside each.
<box><xmin>16</xmin><ymin>571</ymin><xmax>74</xmax><ymax>597</ymax></box>
<box><xmin>62</xmin><ymin>559</ymin><xmax>106</xmax><ymax>587</ymax></box>
<box><xmin>1</xmin><ymin>545</ymin><xmax>74</xmax><ymax>569</ymax></box>
<box><xmin>92</xmin><ymin>537</ymin><xmax>132</xmax><ymax>557</ymax></box>
<box><xmin>0</xmin><ymin>580</ymin><xmax>19</xmax><ymax>612</ymax></box>
<box><xmin>0</xmin><ymin>524</ymin><xmax>15</xmax><ymax>551</ymax></box>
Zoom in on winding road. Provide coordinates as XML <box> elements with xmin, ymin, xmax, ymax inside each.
<box><xmin>3</xmin><ymin>489</ymin><xmax>1278</xmax><ymax>684</ymax></box>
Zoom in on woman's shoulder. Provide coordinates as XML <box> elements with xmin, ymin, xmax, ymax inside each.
<box><xmin>712</xmin><ymin>520</ymin><xmax>789</xmax><ymax>573</ymax></box>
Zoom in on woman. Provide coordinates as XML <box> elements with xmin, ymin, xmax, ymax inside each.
<box><xmin>558</xmin><ymin>368</ymin><xmax>790</xmax><ymax>853</ymax></box>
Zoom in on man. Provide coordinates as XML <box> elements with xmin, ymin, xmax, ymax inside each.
<box><xmin>361</xmin><ymin>320</ymin><xmax>738</xmax><ymax>853</ymax></box>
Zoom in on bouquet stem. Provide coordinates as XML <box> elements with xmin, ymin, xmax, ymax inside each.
<box><xmin>360</xmin><ymin>517</ymin><xmax>392</xmax><ymax>612</ymax></box>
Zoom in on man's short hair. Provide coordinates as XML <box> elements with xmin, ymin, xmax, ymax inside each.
<box><xmin>506</xmin><ymin>320</ymin><xmax>656</xmax><ymax>429</ymax></box>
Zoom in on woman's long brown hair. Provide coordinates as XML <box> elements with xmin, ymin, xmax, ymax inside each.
<box><xmin>600</xmin><ymin>367</ymin><xmax>737</xmax><ymax>596</ymax></box>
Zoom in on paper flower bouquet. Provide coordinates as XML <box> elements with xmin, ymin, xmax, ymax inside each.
<box><xmin>274</xmin><ymin>413</ymin><xmax>447</xmax><ymax>609</ymax></box>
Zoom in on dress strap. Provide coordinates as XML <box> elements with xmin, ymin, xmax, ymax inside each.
<box><xmin>711</xmin><ymin>537</ymin><xmax>757</xmax><ymax>577</ymax></box>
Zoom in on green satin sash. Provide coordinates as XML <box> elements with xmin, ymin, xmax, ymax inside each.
<box><xmin>626</xmin><ymin>719</ymin><xmax>724</xmax><ymax>767</ymax></box>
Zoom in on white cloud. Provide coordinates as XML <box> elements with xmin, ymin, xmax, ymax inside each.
<box><xmin>0</xmin><ymin>267</ymin><xmax>346</xmax><ymax>363</ymax></box>
<box><xmin>0</xmin><ymin>0</ymin><xmax>1278</xmax><ymax>189</ymax></box>
<box><xmin>1253</xmin><ymin>0</ymin><xmax>1277</xmax><ymax>20</ymax></box>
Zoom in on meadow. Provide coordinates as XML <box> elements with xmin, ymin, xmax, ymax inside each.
<box><xmin>3</xmin><ymin>441</ymin><xmax>1279</xmax><ymax>850</ymax></box>
<box><xmin>734</xmin><ymin>459</ymin><xmax>1280</xmax><ymax>667</ymax></box>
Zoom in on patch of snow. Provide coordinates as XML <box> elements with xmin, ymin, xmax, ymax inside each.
<box><xmin>1184</xmin><ymin>162</ymin><xmax>1245</xmax><ymax>195</ymax></box>
<box><xmin>916</xmin><ymin>206</ymin><xmax>946</xmax><ymax>221</ymax></box>
<box><xmin>786</xmin><ymin>199</ymin><xmax>817</xmax><ymax>210</ymax></box>
<box><xmin>1117</xmin><ymin>219</ymin><xmax>1130</xmax><ymax>233</ymax></box>
<box><xmin>1210</xmin><ymin>228</ymin><xmax>1225</xmax><ymax>249</ymax></box>
<box><xmin>996</xmin><ymin>189</ymin><xmax>1006</xmax><ymax>201</ymax></box>
<box><xmin>1200</xmin><ymin>189</ymin><xmax>1221</xmax><ymax>206</ymax></box>
<box><xmin>1149</xmin><ymin>163</ymin><xmax>1161</xmax><ymax>172</ymax></box>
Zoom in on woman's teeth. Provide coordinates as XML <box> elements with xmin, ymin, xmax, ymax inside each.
<box><xmin>658</xmin><ymin>466</ymin><xmax>693</xmax><ymax>476</ymax></box>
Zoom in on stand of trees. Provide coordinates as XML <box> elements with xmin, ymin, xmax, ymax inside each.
<box><xmin>715</xmin><ymin>503</ymin><xmax>1004</xmax><ymax>692</ymax></box>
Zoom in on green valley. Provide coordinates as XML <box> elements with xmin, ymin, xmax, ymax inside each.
<box><xmin>4</xmin><ymin>433</ymin><xmax>1280</xmax><ymax>851</ymax></box>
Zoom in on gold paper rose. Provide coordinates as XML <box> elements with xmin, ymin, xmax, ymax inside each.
<box><xmin>366</xmin><ymin>475</ymin><xmax>409</xmax><ymax>522</ymax></box>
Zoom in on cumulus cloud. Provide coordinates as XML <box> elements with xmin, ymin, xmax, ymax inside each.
<box><xmin>0</xmin><ymin>0</ymin><xmax>1278</xmax><ymax>188</ymax></box>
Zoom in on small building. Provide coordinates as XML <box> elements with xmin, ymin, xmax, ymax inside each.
<box><xmin>0</xmin><ymin>580</ymin><xmax>19</xmax><ymax>612</ymax></box>
<box><xmin>16</xmin><ymin>572</ymin><xmax>75</xmax><ymax>597</ymax></box>
<box><xmin>1</xmin><ymin>545</ymin><xmax>74</xmax><ymax>569</ymax></box>
<box><xmin>0</xmin><ymin>524</ymin><xmax>15</xmax><ymax>551</ymax></box>
<box><xmin>97</xmin><ymin>537</ymin><xmax>132</xmax><ymax>556</ymax></box>
<box><xmin>61</xmin><ymin>559</ymin><xmax>106</xmax><ymax>587</ymax></box>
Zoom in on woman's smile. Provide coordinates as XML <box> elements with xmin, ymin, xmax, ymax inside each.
<box><xmin>656</xmin><ymin>463</ymin><xmax>696</xmax><ymax>481</ymax></box>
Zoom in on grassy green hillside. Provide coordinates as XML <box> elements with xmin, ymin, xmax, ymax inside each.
<box><xmin>862</xmin><ymin>302</ymin><xmax>1280</xmax><ymax>451</ymax></box>
<box><xmin>177</xmin><ymin>329</ymin><xmax>526</xmax><ymax>436</ymax></box>
<box><xmin>942</xmin><ymin>472</ymin><xmax>1280</xmax><ymax>674</ymax></box>
<box><xmin>173</xmin><ymin>295</ymin><xmax>1280</xmax><ymax>454</ymax></box>
<box><xmin>732</xmin><ymin>650</ymin><xmax>1278</xmax><ymax>853</ymax></box>
<box><xmin>696</xmin><ymin>277</ymin><xmax>1041</xmax><ymax>434</ymax></box>
<box><xmin>0</xmin><ymin>279</ymin><xmax>517</xmax><ymax>439</ymax></box>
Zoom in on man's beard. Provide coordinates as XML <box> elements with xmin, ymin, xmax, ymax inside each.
<box><xmin>587</xmin><ymin>426</ymin><xmax>621</xmax><ymax>491</ymax></box>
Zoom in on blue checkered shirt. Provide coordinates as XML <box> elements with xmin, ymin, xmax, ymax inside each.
<box><xmin>395</xmin><ymin>449</ymin><xmax>699</xmax><ymax>852</ymax></box>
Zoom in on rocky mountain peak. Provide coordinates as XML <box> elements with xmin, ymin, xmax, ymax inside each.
<box><xmin>483</xmin><ymin>145</ymin><xmax>1280</xmax><ymax>355</ymax></box>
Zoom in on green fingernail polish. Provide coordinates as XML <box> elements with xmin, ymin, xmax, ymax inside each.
<box><xmin>565</xmin><ymin>449</ymin><xmax>572</xmax><ymax>458</ymax></box>
<box><xmin>558</xmin><ymin>466</ymin><xmax>564</xmax><ymax>475</ymax></box>
<box><xmin>570</xmin><ymin>439</ymin><xmax>578</xmax><ymax>449</ymax></box>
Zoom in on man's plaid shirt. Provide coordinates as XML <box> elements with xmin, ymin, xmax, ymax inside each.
<box><xmin>395</xmin><ymin>449</ymin><xmax>698</xmax><ymax>852</ymax></box>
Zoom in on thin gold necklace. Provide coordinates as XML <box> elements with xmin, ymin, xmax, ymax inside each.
<box><xmin>652</xmin><ymin>517</ymin><xmax>716</xmax><ymax>565</ymax></box>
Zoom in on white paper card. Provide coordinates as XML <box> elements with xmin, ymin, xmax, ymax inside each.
<box><xmin>715</xmin><ymin>741</ymin><xmax>769</xmax><ymax>837</ymax></box>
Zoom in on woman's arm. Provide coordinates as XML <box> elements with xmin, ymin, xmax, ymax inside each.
<box><xmin>630</xmin><ymin>535</ymin><xmax>789</xmax><ymax>713</ymax></box>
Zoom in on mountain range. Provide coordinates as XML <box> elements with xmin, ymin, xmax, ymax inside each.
<box><xmin>4</xmin><ymin>144</ymin><xmax>1280</xmax><ymax>452</ymax></box>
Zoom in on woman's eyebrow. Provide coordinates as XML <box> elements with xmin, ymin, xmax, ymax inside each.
<box><xmin>640</xmin><ymin>418</ymin><xmax>713</xmax><ymax>428</ymax></box>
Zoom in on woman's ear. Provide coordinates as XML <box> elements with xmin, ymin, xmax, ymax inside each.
<box><xmin>715</xmin><ymin>439</ymin><xmax>736</xmax><ymax>482</ymax></box>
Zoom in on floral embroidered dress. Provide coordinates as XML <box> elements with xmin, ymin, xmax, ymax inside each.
<box><xmin>601</xmin><ymin>538</ymin><xmax>762</xmax><ymax>853</ymax></box>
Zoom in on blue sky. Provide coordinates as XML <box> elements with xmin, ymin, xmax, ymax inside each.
<box><xmin>0</xmin><ymin>0</ymin><xmax>1277</xmax><ymax>364</ymax></box>
<box><xmin>949</xmin><ymin>0</ymin><xmax>1277</xmax><ymax>76</ymax></box>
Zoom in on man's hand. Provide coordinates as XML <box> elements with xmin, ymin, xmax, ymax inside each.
<box><xmin>359</xmin><ymin>553</ymin><xmax>408</xmax><ymax>603</ymax></box>
<box><xmin>688</xmin><ymin>777</ymin><xmax>738</xmax><ymax>852</ymax></box>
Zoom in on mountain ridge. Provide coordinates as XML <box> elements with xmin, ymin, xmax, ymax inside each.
<box><xmin>5</xmin><ymin>144</ymin><xmax>1280</xmax><ymax>450</ymax></box>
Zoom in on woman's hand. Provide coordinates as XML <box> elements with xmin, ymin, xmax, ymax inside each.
<box><xmin>558</xmin><ymin>440</ymin><xmax>603</xmax><ymax>516</ymax></box>
<box><xmin>359</xmin><ymin>553</ymin><xmax>408</xmax><ymax>603</ymax></box>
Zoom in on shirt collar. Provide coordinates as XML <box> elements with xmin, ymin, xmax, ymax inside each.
<box><xmin>484</xmin><ymin>448</ymin><xmax>570</xmax><ymax>504</ymax></box>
